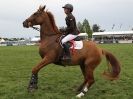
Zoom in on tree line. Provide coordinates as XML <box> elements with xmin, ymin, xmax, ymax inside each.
<box><xmin>77</xmin><ymin>19</ymin><xmax>105</xmax><ymax>38</ymax></box>
<box><xmin>59</xmin><ymin>19</ymin><xmax>105</xmax><ymax>38</ymax></box>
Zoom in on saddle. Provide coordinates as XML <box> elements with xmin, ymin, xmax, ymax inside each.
<box><xmin>59</xmin><ymin>35</ymin><xmax>83</xmax><ymax>62</ymax></box>
<box><xmin>60</xmin><ymin>35</ymin><xmax>83</xmax><ymax>47</ymax></box>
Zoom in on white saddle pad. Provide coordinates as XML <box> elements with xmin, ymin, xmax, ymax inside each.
<box><xmin>70</xmin><ymin>41</ymin><xmax>83</xmax><ymax>49</ymax></box>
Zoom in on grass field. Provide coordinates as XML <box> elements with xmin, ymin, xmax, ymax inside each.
<box><xmin>0</xmin><ymin>44</ymin><xmax>133</xmax><ymax>99</ymax></box>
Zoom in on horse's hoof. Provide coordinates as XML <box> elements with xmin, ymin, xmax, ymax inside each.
<box><xmin>28</xmin><ymin>88</ymin><xmax>36</xmax><ymax>93</ymax></box>
<box><xmin>76</xmin><ymin>92</ymin><xmax>84</xmax><ymax>98</ymax></box>
<box><xmin>27</xmin><ymin>85</ymin><xmax>38</xmax><ymax>93</ymax></box>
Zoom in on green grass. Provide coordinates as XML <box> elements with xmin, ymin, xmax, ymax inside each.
<box><xmin>0</xmin><ymin>44</ymin><xmax>133</xmax><ymax>99</ymax></box>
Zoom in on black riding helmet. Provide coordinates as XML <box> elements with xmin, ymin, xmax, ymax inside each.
<box><xmin>62</xmin><ymin>4</ymin><xmax>73</xmax><ymax>12</ymax></box>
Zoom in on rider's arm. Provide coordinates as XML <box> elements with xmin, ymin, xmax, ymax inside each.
<box><xmin>66</xmin><ymin>17</ymin><xmax>75</xmax><ymax>34</ymax></box>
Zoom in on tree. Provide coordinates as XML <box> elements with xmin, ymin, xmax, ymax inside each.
<box><xmin>92</xmin><ymin>24</ymin><xmax>105</xmax><ymax>32</ymax></box>
<box><xmin>77</xmin><ymin>22</ymin><xmax>84</xmax><ymax>33</ymax></box>
<box><xmin>82</xmin><ymin>19</ymin><xmax>92</xmax><ymax>38</ymax></box>
<box><xmin>92</xmin><ymin>24</ymin><xmax>100</xmax><ymax>32</ymax></box>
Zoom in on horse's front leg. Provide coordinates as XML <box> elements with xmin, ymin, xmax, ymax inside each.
<box><xmin>28</xmin><ymin>56</ymin><xmax>52</xmax><ymax>92</ymax></box>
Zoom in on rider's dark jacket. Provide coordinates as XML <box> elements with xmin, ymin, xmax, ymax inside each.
<box><xmin>65</xmin><ymin>13</ymin><xmax>79</xmax><ymax>35</ymax></box>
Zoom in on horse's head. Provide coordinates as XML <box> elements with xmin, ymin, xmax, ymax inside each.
<box><xmin>23</xmin><ymin>5</ymin><xmax>47</xmax><ymax>28</ymax></box>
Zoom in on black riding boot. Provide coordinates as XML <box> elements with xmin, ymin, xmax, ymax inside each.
<box><xmin>63</xmin><ymin>43</ymin><xmax>71</xmax><ymax>60</ymax></box>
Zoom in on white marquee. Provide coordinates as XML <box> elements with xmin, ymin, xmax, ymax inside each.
<box><xmin>92</xmin><ymin>31</ymin><xmax>133</xmax><ymax>36</ymax></box>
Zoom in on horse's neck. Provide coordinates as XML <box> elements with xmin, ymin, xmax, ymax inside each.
<box><xmin>40</xmin><ymin>22</ymin><xmax>55</xmax><ymax>40</ymax></box>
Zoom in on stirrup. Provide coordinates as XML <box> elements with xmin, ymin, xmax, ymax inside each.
<box><xmin>62</xmin><ymin>55</ymin><xmax>71</xmax><ymax>60</ymax></box>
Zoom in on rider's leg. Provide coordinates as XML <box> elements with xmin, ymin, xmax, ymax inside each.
<box><xmin>62</xmin><ymin>34</ymin><xmax>77</xmax><ymax>44</ymax></box>
<box><xmin>61</xmin><ymin>34</ymin><xmax>77</xmax><ymax>59</ymax></box>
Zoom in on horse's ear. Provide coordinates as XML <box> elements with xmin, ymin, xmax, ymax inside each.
<box><xmin>39</xmin><ymin>5</ymin><xmax>46</xmax><ymax>11</ymax></box>
<box><xmin>42</xmin><ymin>5</ymin><xmax>46</xmax><ymax>11</ymax></box>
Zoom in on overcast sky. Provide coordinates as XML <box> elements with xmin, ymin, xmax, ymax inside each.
<box><xmin>0</xmin><ymin>0</ymin><xmax>133</xmax><ymax>38</ymax></box>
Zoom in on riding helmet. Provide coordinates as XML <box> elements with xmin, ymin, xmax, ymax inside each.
<box><xmin>62</xmin><ymin>4</ymin><xmax>73</xmax><ymax>12</ymax></box>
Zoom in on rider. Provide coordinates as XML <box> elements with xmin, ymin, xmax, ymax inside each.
<box><xmin>62</xmin><ymin>4</ymin><xmax>79</xmax><ymax>59</ymax></box>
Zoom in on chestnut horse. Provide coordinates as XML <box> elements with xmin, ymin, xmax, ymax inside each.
<box><xmin>23</xmin><ymin>5</ymin><xmax>121</xmax><ymax>98</ymax></box>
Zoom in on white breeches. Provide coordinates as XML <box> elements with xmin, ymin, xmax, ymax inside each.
<box><xmin>61</xmin><ymin>34</ymin><xmax>78</xmax><ymax>44</ymax></box>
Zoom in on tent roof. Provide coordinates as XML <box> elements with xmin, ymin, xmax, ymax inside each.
<box><xmin>31</xmin><ymin>37</ymin><xmax>40</xmax><ymax>41</ymax></box>
<box><xmin>92</xmin><ymin>31</ymin><xmax>133</xmax><ymax>36</ymax></box>
<box><xmin>78</xmin><ymin>33</ymin><xmax>88</xmax><ymax>36</ymax></box>
<box><xmin>0</xmin><ymin>38</ymin><xmax>5</xmax><ymax>42</ymax></box>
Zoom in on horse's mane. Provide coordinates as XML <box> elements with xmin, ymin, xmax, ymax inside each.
<box><xmin>46</xmin><ymin>11</ymin><xmax>60</xmax><ymax>34</ymax></box>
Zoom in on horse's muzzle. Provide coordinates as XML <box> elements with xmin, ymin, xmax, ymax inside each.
<box><xmin>23</xmin><ymin>20</ymin><xmax>28</xmax><ymax>28</ymax></box>
<box><xmin>23</xmin><ymin>20</ymin><xmax>32</xmax><ymax>28</ymax></box>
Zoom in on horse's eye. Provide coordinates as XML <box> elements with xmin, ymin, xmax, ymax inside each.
<box><xmin>33</xmin><ymin>12</ymin><xmax>41</xmax><ymax>16</ymax></box>
<box><xmin>33</xmin><ymin>13</ymin><xmax>37</xmax><ymax>15</ymax></box>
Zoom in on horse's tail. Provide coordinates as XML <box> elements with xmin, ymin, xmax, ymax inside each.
<box><xmin>102</xmin><ymin>49</ymin><xmax>121</xmax><ymax>80</ymax></box>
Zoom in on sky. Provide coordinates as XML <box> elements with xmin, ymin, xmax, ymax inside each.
<box><xmin>0</xmin><ymin>0</ymin><xmax>133</xmax><ymax>38</ymax></box>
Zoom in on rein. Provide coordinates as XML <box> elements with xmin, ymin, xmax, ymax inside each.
<box><xmin>31</xmin><ymin>26</ymin><xmax>61</xmax><ymax>43</ymax></box>
<box><xmin>31</xmin><ymin>26</ymin><xmax>61</xmax><ymax>36</ymax></box>
<box><xmin>32</xmin><ymin>26</ymin><xmax>40</xmax><ymax>31</ymax></box>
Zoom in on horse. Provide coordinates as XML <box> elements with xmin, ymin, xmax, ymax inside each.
<box><xmin>23</xmin><ymin>5</ymin><xmax>121</xmax><ymax>98</ymax></box>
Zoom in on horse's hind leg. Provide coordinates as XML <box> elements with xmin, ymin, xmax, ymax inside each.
<box><xmin>76</xmin><ymin>68</ymin><xmax>95</xmax><ymax>98</ymax></box>
<box><xmin>77</xmin><ymin>64</ymin><xmax>86</xmax><ymax>92</ymax></box>
<box><xmin>76</xmin><ymin>61</ymin><xmax>99</xmax><ymax>98</ymax></box>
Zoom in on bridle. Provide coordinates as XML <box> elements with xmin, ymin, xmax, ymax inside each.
<box><xmin>31</xmin><ymin>26</ymin><xmax>62</xmax><ymax>43</ymax></box>
<box><xmin>31</xmin><ymin>26</ymin><xmax>61</xmax><ymax>36</ymax></box>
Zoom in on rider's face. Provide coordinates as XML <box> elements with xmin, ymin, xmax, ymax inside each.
<box><xmin>64</xmin><ymin>8</ymin><xmax>70</xmax><ymax>15</ymax></box>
